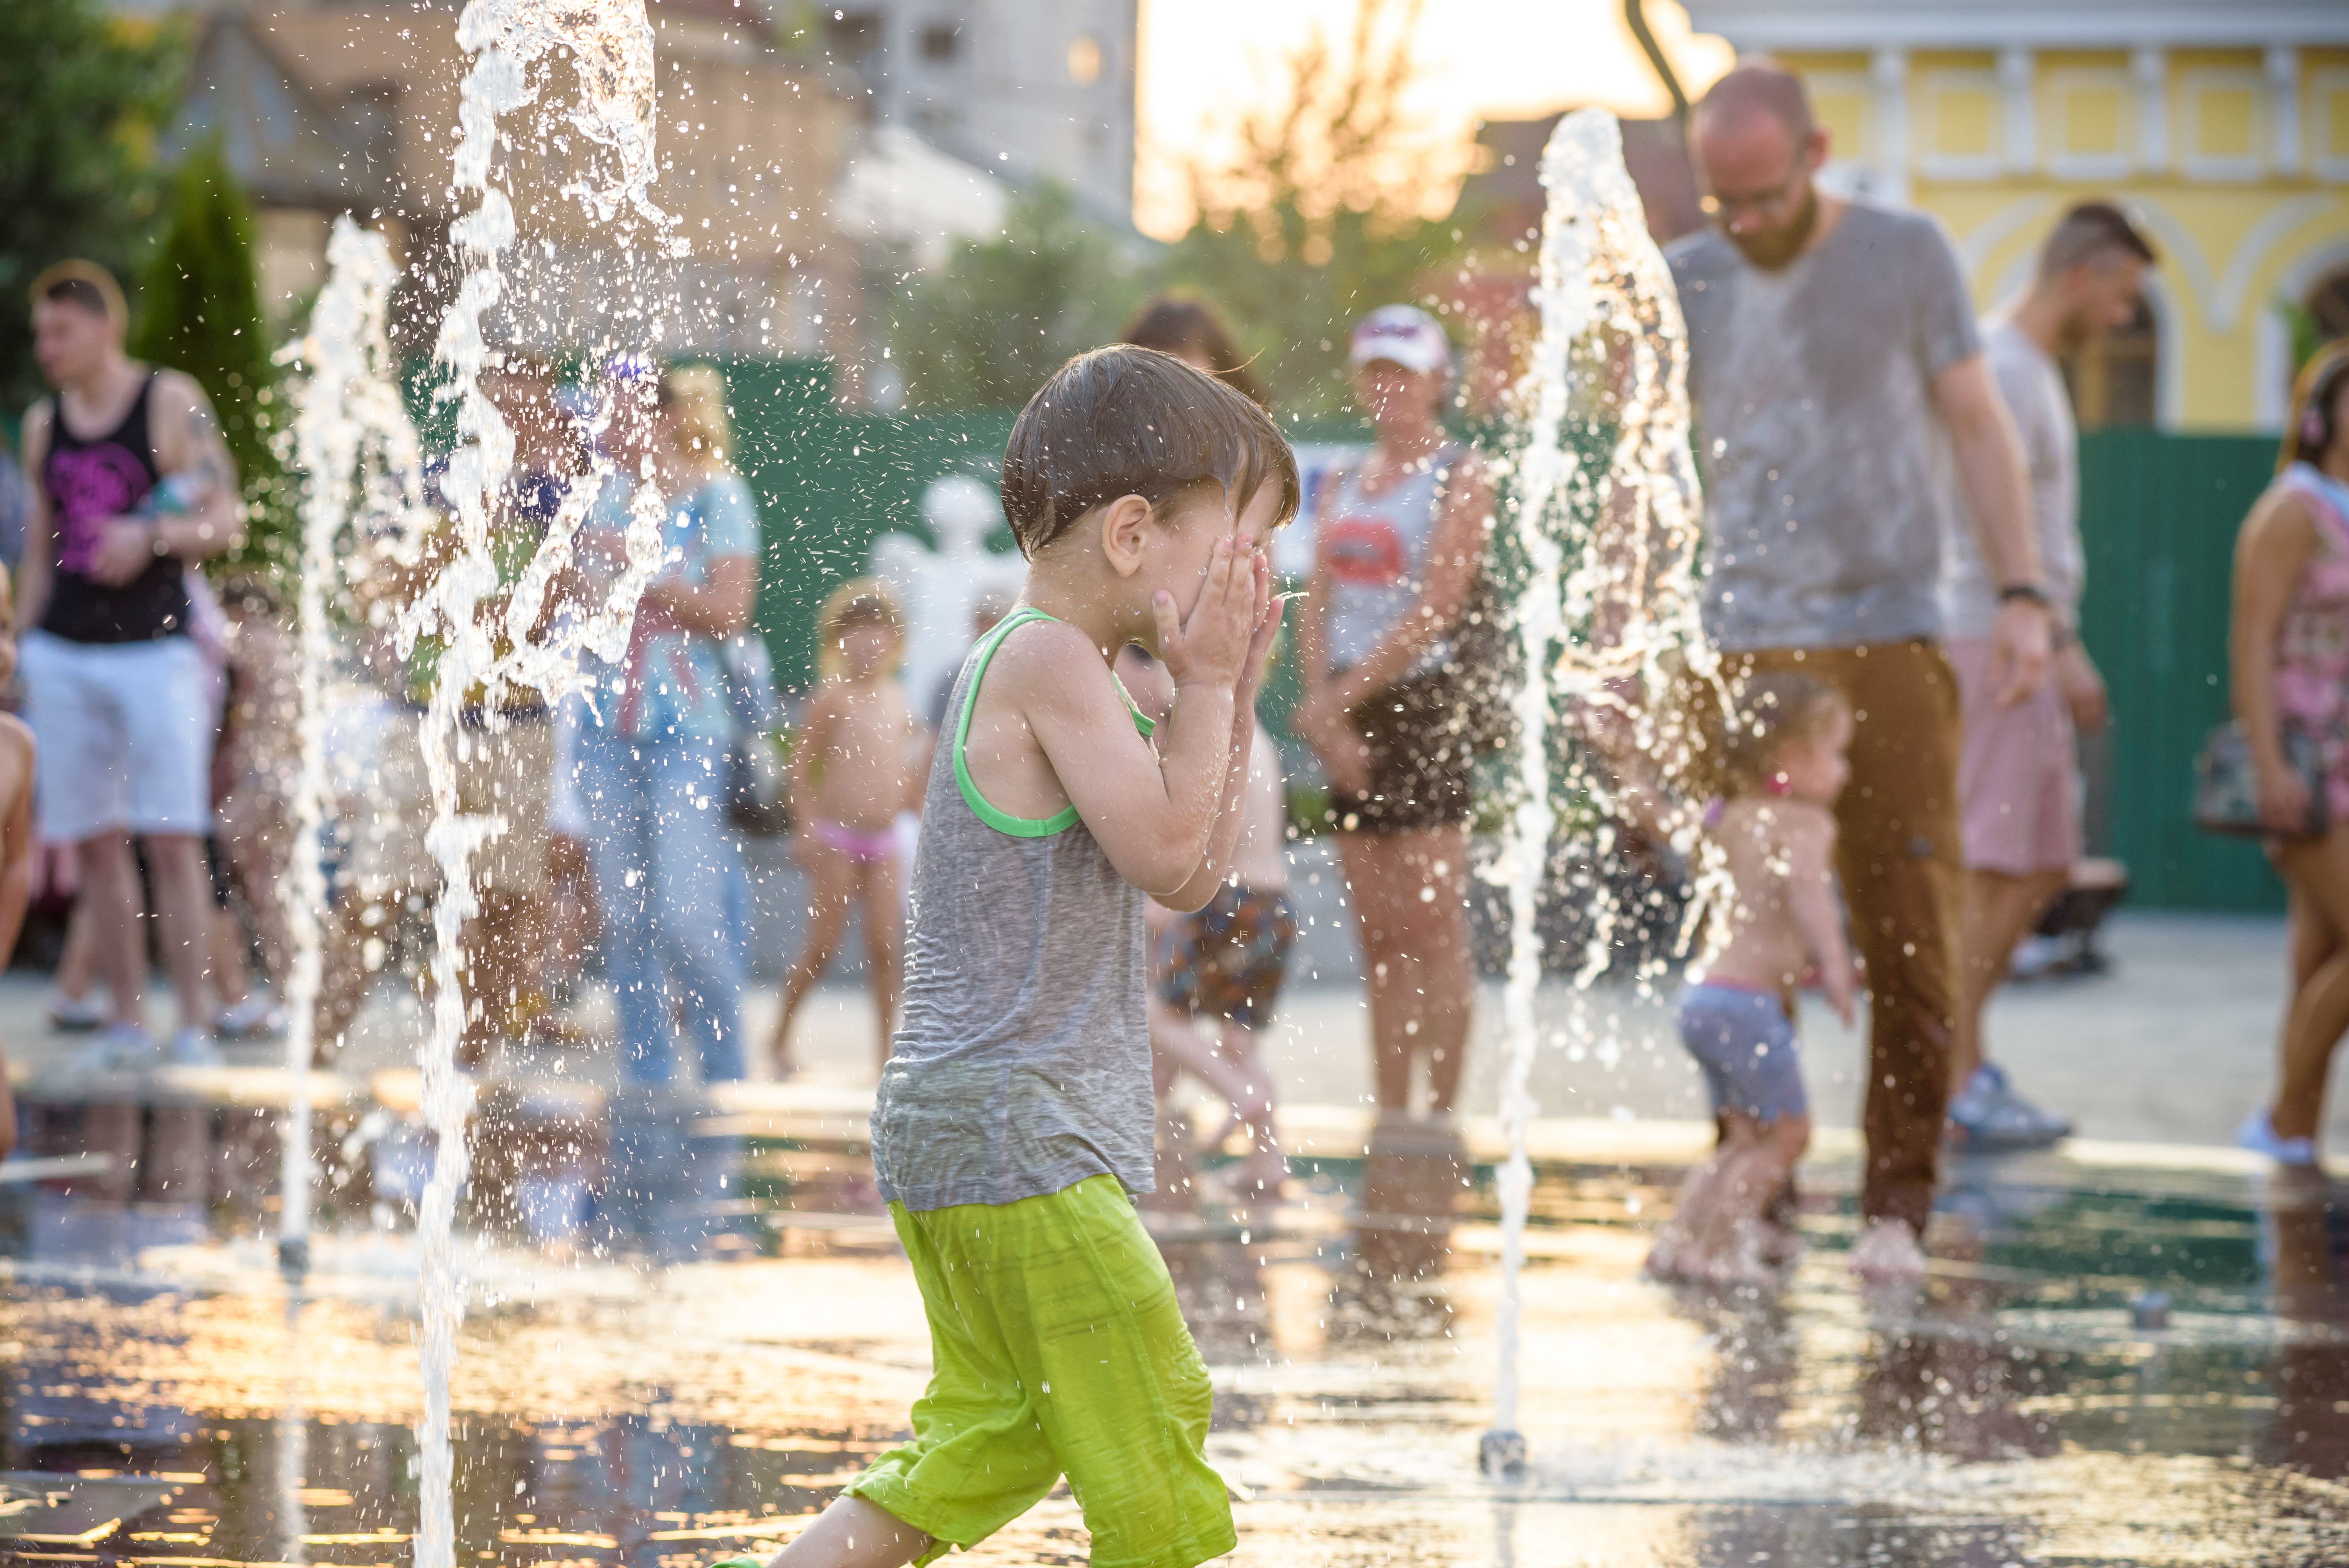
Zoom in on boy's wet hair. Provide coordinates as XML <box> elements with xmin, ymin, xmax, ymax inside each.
<box><xmin>1000</xmin><ymin>345</ymin><xmax>1299</xmax><ymax>558</ymax></box>
<box><xmin>1714</xmin><ymin>671</ymin><xmax>1844</xmax><ymax>798</ymax></box>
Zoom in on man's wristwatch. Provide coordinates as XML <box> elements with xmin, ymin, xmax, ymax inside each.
<box><xmin>1997</xmin><ymin>582</ymin><xmax>2048</xmax><ymax>609</ymax></box>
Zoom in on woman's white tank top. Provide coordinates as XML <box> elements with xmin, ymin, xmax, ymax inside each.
<box><xmin>1317</xmin><ymin>442</ymin><xmax>1463</xmax><ymax>680</ymax></box>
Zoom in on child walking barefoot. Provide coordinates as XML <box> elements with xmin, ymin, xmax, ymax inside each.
<box><xmin>771</xmin><ymin>580</ymin><xmax>922</xmax><ymax>1075</ymax></box>
<box><xmin>720</xmin><ymin>346</ymin><xmax>1293</xmax><ymax>1568</ymax></box>
<box><xmin>1118</xmin><ymin>647</ymin><xmax>1297</xmax><ymax>1203</ymax></box>
<box><xmin>1151</xmin><ymin>721</ymin><xmax>1296</xmax><ymax>1200</ymax></box>
<box><xmin>1648</xmin><ymin>673</ymin><xmax>1854</xmax><ymax>1287</ymax></box>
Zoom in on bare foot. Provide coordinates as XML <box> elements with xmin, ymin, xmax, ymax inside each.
<box><xmin>1233</xmin><ymin>1147</ymin><xmax>1289</xmax><ymax>1201</ymax></box>
<box><xmin>1646</xmin><ymin>1226</ymin><xmax>1763</xmax><ymax>1288</ymax></box>
<box><xmin>1753</xmin><ymin>1217</ymin><xmax>1805</xmax><ymax>1269</ymax></box>
<box><xmin>1643</xmin><ymin>1229</ymin><xmax>1691</xmax><ymax>1281</ymax></box>
<box><xmin>1848</xmin><ymin>1217</ymin><xmax>1926</xmax><ymax>1281</ymax></box>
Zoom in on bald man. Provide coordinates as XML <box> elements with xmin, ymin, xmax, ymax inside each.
<box><xmin>1667</xmin><ymin>61</ymin><xmax>2051</xmax><ymax>1280</ymax></box>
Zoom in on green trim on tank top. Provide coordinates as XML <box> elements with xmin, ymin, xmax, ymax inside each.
<box><xmin>952</xmin><ymin>605</ymin><xmax>1155</xmax><ymax>838</ymax></box>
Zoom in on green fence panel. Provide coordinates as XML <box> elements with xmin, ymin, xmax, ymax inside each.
<box><xmin>2076</xmin><ymin>428</ymin><xmax>2282</xmax><ymax>912</ymax></box>
<box><xmin>723</xmin><ymin>362</ymin><xmax>1017</xmax><ymax>691</ymax></box>
<box><xmin>402</xmin><ymin>354</ymin><xmax>2286</xmax><ymax>909</ymax></box>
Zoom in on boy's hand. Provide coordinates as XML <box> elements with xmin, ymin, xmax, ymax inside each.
<box><xmin>1236</xmin><ymin>554</ymin><xmax>1281</xmax><ymax>711</ymax></box>
<box><xmin>1155</xmin><ymin>536</ymin><xmax>1255</xmax><ymax>692</ymax></box>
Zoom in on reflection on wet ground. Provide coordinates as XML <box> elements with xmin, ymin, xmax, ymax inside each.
<box><xmin>0</xmin><ymin>1119</ymin><xmax>2346</xmax><ymax>1566</ymax></box>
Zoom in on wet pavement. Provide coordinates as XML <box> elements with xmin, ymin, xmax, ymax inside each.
<box><xmin>0</xmin><ymin>891</ymin><xmax>2330</xmax><ymax>1563</ymax></box>
<box><xmin>0</xmin><ymin>1126</ymin><xmax>2344</xmax><ymax>1566</ymax></box>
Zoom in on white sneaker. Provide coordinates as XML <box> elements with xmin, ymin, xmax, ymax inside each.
<box><xmin>1948</xmin><ymin>1064</ymin><xmax>2073</xmax><ymax>1150</ymax></box>
<box><xmin>71</xmin><ymin>1022</ymin><xmax>162</xmax><ymax>1072</ymax></box>
<box><xmin>45</xmin><ymin>988</ymin><xmax>107</xmax><ymax>1032</ymax></box>
<box><xmin>1849</xmin><ymin>1217</ymin><xmax>1928</xmax><ymax>1281</ymax></box>
<box><xmin>2238</xmin><ymin>1108</ymin><xmax>2319</xmax><ymax>1168</ymax></box>
<box><xmin>214</xmin><ymin>996</ymin><xmax>288</xmax><ymax>1041</ymax></box>
<box><xmin>166</xmin><ymin>1027</ymin><xmax>225</xmax><ymax>1067</ymax></box>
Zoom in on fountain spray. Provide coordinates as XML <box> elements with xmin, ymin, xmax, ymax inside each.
<box><xmin>401</xmin><ymin>4</ymin><xmax>673</xmax><ymax>1566</ymax></box>
<box><xmin>1479</xmin><ymin>108</ymin><xmax>1720</xmax><ymax>1481</ymax></box>
<box><xmin>274</xmin><ymin>217</ymin><xmax>429</xmax><ymax>1280</ymax></box>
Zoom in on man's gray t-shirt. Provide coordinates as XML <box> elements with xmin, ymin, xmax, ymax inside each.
<box><xmin>1668</xmin><ymin>202</ymin><xmax>1982</xmax><ymax>652</ymax></box>
<box><xmin>1941</xmin><ymin>319</ymin><xmax>2080</xmax><ymax>639</ymax></box>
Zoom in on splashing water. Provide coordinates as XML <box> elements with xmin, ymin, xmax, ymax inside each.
<box><xmin>1481</xmin><ymin>108</ymin><xmax>1720</xmax><ymax>1473</ymax></box>
<box><xmin>401</xmin><ymin>5</ymin><xmax>674</xmax><ymax>1567</ymax></box>
<box><xmin>275</xmin><ymin>217</ymin><xmax>435</xmax><ymax>1279</ymax></box>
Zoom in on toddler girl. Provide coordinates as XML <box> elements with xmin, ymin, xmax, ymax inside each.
<box><xmin>1648</xmin><ymin>672</ymin><xmax>1854</xmax><ymax>1286</ymax></box>
<box><xmin>771</xmin><ymin>579</ymin><xmax>923</xmax><ymax>1074</ymax></box>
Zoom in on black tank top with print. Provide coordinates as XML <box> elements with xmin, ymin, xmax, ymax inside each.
<box><xmin>39</xmin><ymin>371</ymin><xmax>189</xmax><ymax>643</ymax></box>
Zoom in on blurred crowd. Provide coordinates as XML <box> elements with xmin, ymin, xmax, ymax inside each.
<box><xmin>1</xmin><ymin>62</ymin><xmax>2348</xmax><ymax>1267</ymax></box>
<box><xmin>3</xmin><ymin>261</ymin><xmax>776</xmax><ymax>1099</ymax></box>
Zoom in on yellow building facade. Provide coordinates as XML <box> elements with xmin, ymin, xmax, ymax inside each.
<box><xmin>1682</xmin><ymin>2</ymin><xmax>2349</xmax><ymax>432</ymax></box>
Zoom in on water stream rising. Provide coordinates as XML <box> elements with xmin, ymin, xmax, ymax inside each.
<box><xmin>1482</xmin><ymin>108</ymin><xmax>1719</xmax><ymax>1474</ymax></box>
<box><xmin>276</xmin><ymin>218</ymin><xmax>428</xmax><ymax>1278</ymax></box>
<box><xmin>401</xmin><ymin>5</ymin><xmax>674</xmax><ymax>1566</ymax></box>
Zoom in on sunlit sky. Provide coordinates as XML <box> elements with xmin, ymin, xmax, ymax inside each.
<box><xmin>1132</xmin><ymin>0</ymin><xmax>1734</xmax><ymax>238</ymax></box>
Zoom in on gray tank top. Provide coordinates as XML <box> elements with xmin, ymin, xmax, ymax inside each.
<box><xmin>1317</xmin><ymin>441</ymin><xmax>1463</xmax><ymax>678</ymax></box>
<box><xmin>870</xmin><ymin>606</ymin><xmax>1158</xmax><ymax>1212</ymax></box>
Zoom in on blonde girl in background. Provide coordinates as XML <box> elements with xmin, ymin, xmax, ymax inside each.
<box><xmin>770</xmin><ymin>579</ymin><xmax>923</xmax><ymax>1075</ymax></box>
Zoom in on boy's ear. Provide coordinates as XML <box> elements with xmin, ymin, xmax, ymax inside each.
<box><xmin>1097</xmin><ymin>494</ymin><xmax>1155</xmax><ymax>579</ymax></box>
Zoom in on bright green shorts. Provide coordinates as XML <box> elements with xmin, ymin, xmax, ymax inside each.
<box><xmin>845</xmin><ymin>1174</ymin><xmax>1236</xmax><ymax>1568</ymax></box>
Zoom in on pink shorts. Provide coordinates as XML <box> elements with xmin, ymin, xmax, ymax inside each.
<box><xmin>1948</xmin><ymin>638</ymin><xmax>2081</xmax><ymax>877</ymax></box>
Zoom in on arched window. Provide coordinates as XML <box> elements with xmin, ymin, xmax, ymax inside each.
<box><xmin>2061</xmin><ymin>295</ymin><xmax>2159</xmax><ymax>429</ymax></box>
<box><xmin>2308</xmin><ymin>264</ymin><xmax>2349</xmax><ymax>347</ymax></box>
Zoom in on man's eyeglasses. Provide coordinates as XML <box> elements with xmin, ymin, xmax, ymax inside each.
<box><xmin>1698</xmin><ymin>154</ymin><xmax>1815</xmax><ymax>221</ymax></box>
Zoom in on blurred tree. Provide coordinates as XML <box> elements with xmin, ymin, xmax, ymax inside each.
<box><xmin>0</xmin><ymin>0</ymin><xmax>179</xmax><ymax>415</ymax></box>
<box><xmin>890</xmin><ymin>184</ymin><xmax>1150</xmax><ymax>410</ymax></box>
<box><xmin>130</xmin><ymin>144</ymin><xmax>289</xmax><ymax>570</ymax></box>
<box><xmin>1162</xmin><ymin>0</ymin><xmax>1472</xmax><ymax>418</ymax></box>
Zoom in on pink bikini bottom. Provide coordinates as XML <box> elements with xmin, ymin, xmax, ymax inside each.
<box><xmin>814</xmin><ymin>817</ymin><xmax>897</xmax><ymax>865</ymax></box>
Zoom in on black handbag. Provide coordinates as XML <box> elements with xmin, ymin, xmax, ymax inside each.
<box><xmin>2192</xmin><ymin>720</ymin><xmax>2327</xmax><ymax>839</ymax></box>
<box><xmin>717</xmin><ymin>634</ymin><xmax>792</xmax><ymax>837</ymax></box>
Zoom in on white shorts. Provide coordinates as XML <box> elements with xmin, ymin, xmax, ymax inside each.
<box><xmin>20</xmin><ymin>629</ymin><xmax>216</xmax><ymax>842</ymax></box>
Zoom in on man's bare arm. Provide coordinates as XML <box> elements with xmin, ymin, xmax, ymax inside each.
<box><xmin>1934</xmin><ymin>353</ymin><xmax>2050</xmax><ymax>703</ymax></box>
<box><xmin>150</xmin><ymin>373</ymin><xmax>244</xmax><ymax>560</ymax></box>
<box><xmin>1934</xmin><ymin>354</ymin><xmax>2035</xmax><ymax>586</ymax></box>
<box><xmin>16</xmin><ymin>404</ymin><xmax>53</xmax><ymax>629</ymax></box>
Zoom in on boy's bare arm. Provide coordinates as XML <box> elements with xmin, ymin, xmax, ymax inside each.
<box><xmin>1157</xmin><ymin>704</ymin><xmax>1255</xmax><ymax>913</ymax></box>
<box><xmin>1160</xmin><ymin>590</ymin><xmax>1283</xmax><ymax>911</ymax></box>
<box><xmin>1022</xmin><ymin>541</ymin><xmax>1258</xmax><ymax>895</ymax></box>
<box><xmin>1782</xmin><ymin>807</ymin><xmax>1854</xmax><ymax>1023</ymax></box>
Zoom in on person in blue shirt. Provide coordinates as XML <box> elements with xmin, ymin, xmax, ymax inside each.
<box><xmin>579</xmin><ymin>364</ymin><xmax>760</xmax><ymax>1087</ymax></box>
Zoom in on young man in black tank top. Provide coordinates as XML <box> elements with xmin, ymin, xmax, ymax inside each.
<box><xmin>18</xmin><ymin>261</ymin><xmax>244</xmax><ymax>1067</ymax></box>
